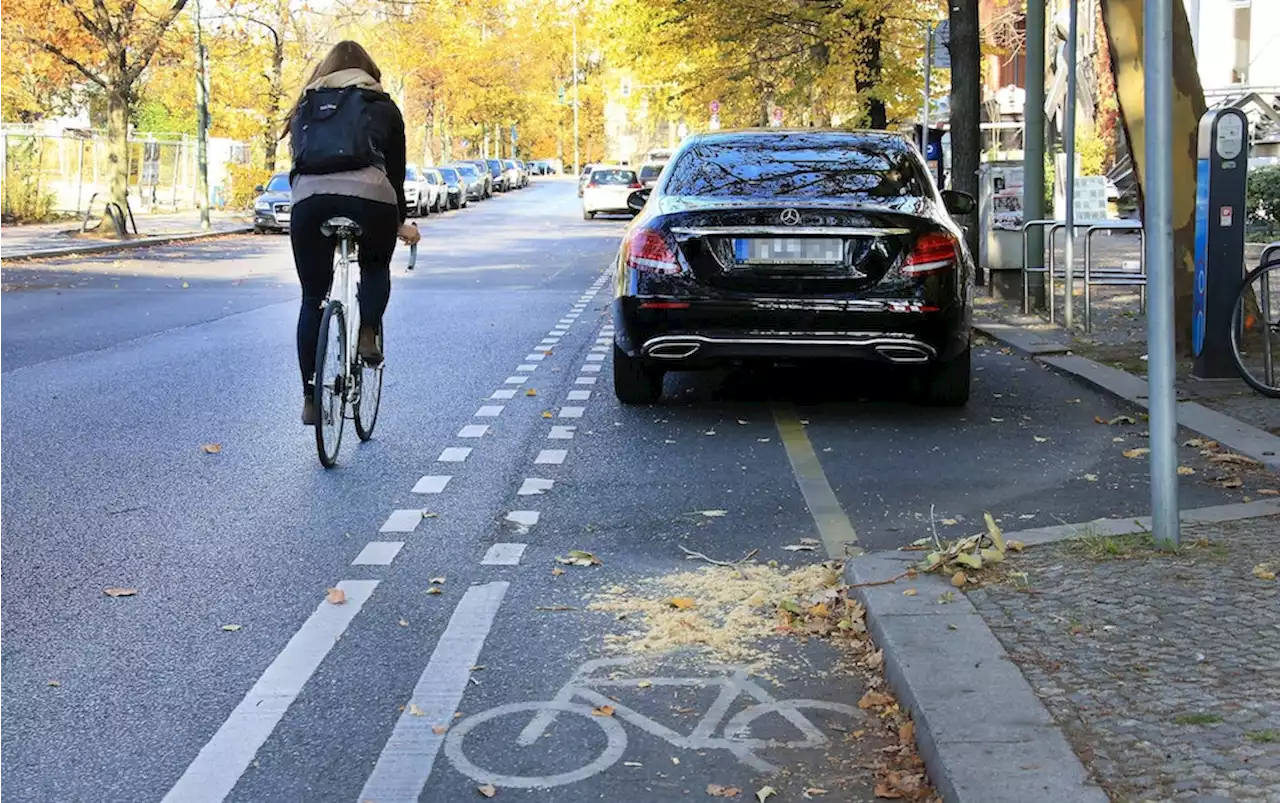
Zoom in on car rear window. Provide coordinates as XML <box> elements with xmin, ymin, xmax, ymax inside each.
<box><xmin>639</xmin><ymin>165</ymin><xmax>662</xmax><ymax>180</ymax></box>
<box><xmin>266</xmin><ymin>174</ymin><xmax>290</xmax><ymax>192</ymax></box>
<box><xmin>405</xmin><ymin>167</ymin><xmax>419</xmax><ymax>180</ymax></box>
<box><xmin>591</xmin><ymin>170</ymin><xmax>637</xmax><ymax>186</ymax></box>
<box><xmin>663</xmin><ymin>135</ymin><xmax>928</xmax><ymax>200</ymax></box>
<box><xmin>439</xmin><ymin>168</ymin><xmax>459</xmax><ymax>181</ymax></box>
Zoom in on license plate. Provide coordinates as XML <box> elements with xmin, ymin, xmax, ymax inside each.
<box><xmin>733</xmin><ymin>238</ymin><xmax>843</xmax><ymax>265</ymax></box>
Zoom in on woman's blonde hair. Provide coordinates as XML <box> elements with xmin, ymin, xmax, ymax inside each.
<box><xmin>281</xmin><ymin>41</ymin><xmax>382</xmax><ymax>139</ymax></box>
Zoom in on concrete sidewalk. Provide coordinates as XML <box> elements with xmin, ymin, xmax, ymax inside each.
<box><xmin>0</xmin><ymin>211</ymin><xmax>253</xmax><ymax>260</ymax></box>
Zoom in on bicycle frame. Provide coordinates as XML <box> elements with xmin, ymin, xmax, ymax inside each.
<box><xmin>334</xmin><ymin>236</ymin><xmax>362</xmax><ymax>403</ymax></box>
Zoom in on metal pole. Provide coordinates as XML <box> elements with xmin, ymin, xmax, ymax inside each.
<box><xmin>921</xmin><ymin>22</ymin><xmax>932</xmax><ymax>155</ymax></box>
<box><xmin>194</xmin><ymin>0</ymin><xmax>211</xmax><ymax>230</ymax></box>
<box><xmin>1062</xmin><ymin>0</ymin><xmax>1079</xmax><ymax>328</ymax></box>
<box><xmin>1144</xmin><ymin>0</ymin><xmax>1180</xmax><ymax>546</ymax></box>
<box><xmin>572</xmin><ymin>7</ymin><xmax>581</xmax><ymax>176</ymax></box>
<box><xmin>1024</xmin><ymin>0</ymin><xmax>1047</xmax><ymax>307</ymax></box>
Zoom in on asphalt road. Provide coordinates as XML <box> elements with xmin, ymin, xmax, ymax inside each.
<box><xmin>1</xmin><ymin>179</ymin><xmax>1251</xmax><ymax>802</ymax></box>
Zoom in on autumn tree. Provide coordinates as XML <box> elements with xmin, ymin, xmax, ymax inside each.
<box><xmin>8</xmin><ymin>0</ymin><xmax>191</xmax><ymax>231</ymax></box>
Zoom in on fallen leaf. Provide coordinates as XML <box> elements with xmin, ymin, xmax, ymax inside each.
<box><xmin>669</xmin><ymin>597</ymin><xmax>696</xmax><ymax>610</ymax></box>
<box><xmin>623</xmin><ymin>761</ymin><xmax>643</xmax><ymax>767</ymax></box>
<box><xmin>757</xmin><ymin>438</ymin><xmax>771</xmax><ymax>443</ymax></box>
<box><xmin>409</xmin><ymin>703</ymin><xmax>426</xmax><ymax>716</ymax></box>
<box><xmin>535</xmin><ymin>605</ymin><xmax>575</xmax><ymax>611</ymax></box>
<box><xmin>421</xmin><ymin>511</ymin><xmax>438</xmax><ymax>519</ymax></box>
<box><xmin>542</xmin><ymin>411</ymin><xmax>553</xmax><ymax>419</ymax></box>
<box><xmin>1108</xmin><ymin>415</ymin><xmax>1136</xmax><ymax>425</ymax></box>
<box><xmin>672</xmin><ymin>756</ymin><xmax>681</xmax><ymax>765</ymax></box>
<box><xmin>1034</xmin><ymin>436</ymin><xmax>1048</xmax><ymax>443</ymax></box>
<box><xmin>1254</xmin><ymin>564</ymin><xmax>1277</xmax><ymax>581</ymax></box>
<box><xmin>1183</xmin><ymin>438</ymin><xmax>1205</xmax><ymax>448</ymax></box>
<box><xmin>940</xmin><ymin>518</ymin><xmax>958</xmax><ymax>526</ymax></box>
<box><xmin>990</xmin><ymin>417</ymin><xmax>1004</xmax><ymax>423</ymax></box>
<box><xmin>951</xmin><ymin>571</ymin><xmax>967</xmax><ymax>587</ymax></box>
<box><xmin>556</xmin><ymin>549</ymin><xmax>602</xmax><ymax>567</ymax></box>
<box><xmin>429</xmin><ymin>576</ymin><xmax>446</xmax><ymax>584</ymax></box>
<box><xmin>858</xmin><ymin>690</ymin><xmax>895</xmax><ymax>709</ymax></box>
<box><xmin>551</xmin><ymin>567</ymin><xmax>566</xmax><ymax>576</ymax></box>
<box><xmin>866</xmin><ymin>650</ymin><xmax>884</xmax><ymax>669</ymax></box>
<box><xmin>1220</xmin><ymin>477</ymin><xmax>1244</xmax><ymax>489</ymax></box>
<box><xmin>326</xmin><ymin>587</ymin><xmax>347</xmax><ymax>605</ymax></box>
<box><xmin>898</xmin><ymin>721</ymin><xmax>915</xmax><ymax>745</ymax></box>
<box><xmin>1259</xmin><ymin>489</ymin><xmax>1279</xmax><ymax>496</ymax></box>
<box><xmin>901</xmin><ymin>588</ymin><xmax>918</xmax><ymax>596</ymax></box>
<box><xmin>809</xmin><ymin>602</ymin><xmax>830</xmax><ymax>617</ymax></box>
<box><xmin>221</xmin><ymin>624</ymin><xmax>242</xmax><ymax>632</ymax></box>
<box><xmin>426</xmin><ymin>587</ymin><xmax>444</xmax><ymax>595</ymax></box>
<box><xmin>756</xmin><ymin>787</ymin><xmax>777</xmax><ymax>803</ymax></box>
<box><xmin>1123</xmin><ymin>448</ymin><xmax>1150</xmax><ymax>459</ymax></box>
<box><xmin>1177</xmin><ymin>466</ymin><xmax>1196</xmax><ymax>475</ymax></box>
<box><xmin>637</xmin><ymin>680</ymin><xmax>653</xmax><ymax>688</ymax></box>
<box><xmin>704</xmin><ymin>430</ymin><xmax>716</xmax><ymax>436</ymax></box>
<box><xmin>984</xmin><ymin>511</ymin><xmax>1006</xmax><ymax>551</ymax></box>
<box><xmin>104</xmin><ymin>587</ymin><xmax>137</xmax><ymax>598</ymax></box>
<box><xmin>698</xmin><ymin>510</ymin><xmax>728</xmax><ymax>518</ymax></box>
<box><xmin>399</xmin><ymin>619</ymin><xmax>409</xmax><ymax>627</ymax></box>
<box><xmin>525</xmin><ymin>388</ymin><xmax>537</xmax><ymax>396</ymax></box>
<box><xmin>47</xmin><ymin>680</ymin><xmax>61</xmax><ymax>687</ymax></box>
<box><xmin>783</xmin><ymin>544</ymin><xmax>817</xmax><ymax>552</ymax></box>
<box><xmin>477</xmin><ymin>784</ymin><xmax>496</xmax><ymax>798</ymax></box>
<box><xmin>1007</xmin><ymin>540</ymin><xmax>1026</xmax><ymax>552</ymax></box>
<box><xmin>200</xmin><ymin>443</ymin><xmax>222</xmax><ymax>454</ymax></box>
<box><xmin>803</xmin><ymin>789</ymin><xmax>829</xmax><ymax>798</ymax></box>
<box><xmin>873</xmin><ymin>783</ymin><xmax>904</xmax><ymax>799</ymax></box>
<box><xmin>182</xmin><ymin>281</ymin><xmax>190</xmax><ymax>288</ymax></box>
<box><xmin>1210</xmin><ymin>453</ymin><xmax>1261</xmax><ymax>467</ymax></box>
<box><xmin>799</xmin><ymin>537</ymin><xmax>820</xmax><ymax>545</ymax></box>
<box><xmin>591</xmin><ymin>705</ymin><xmax>616</xmax><ymax>717</ymax></box>
<box><xmin>1083</xmin><ymin>474</ymin><xmax>1098</xmax><ymax>482</ymax></box>
<box><xmin>1067</xmin><ymin>398</ymin><xmax>1081</xmax><ymax>404</ymax></box>
<box><xmin>432</xmin><ymin>725</ymin><xmax>448</xmax><ymax>735</ymax></box>
<box><xmin>1094</xmin><ymin>416</ymin><xmax>1107</xmax><ymax>424</ymax></box>
<box><xmin>706</xmin><ymin>784</ymin><xmax>743</xmax><ymax>798</ymax></box>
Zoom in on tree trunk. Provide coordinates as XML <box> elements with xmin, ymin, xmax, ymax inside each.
<box><xmin>865</xmin><ymin>17</ymin><xmax>887</xmax><ymax>129</ymax></box>
<box><xmin>948</xmin><ymin>0</ymin><xmax>981</xmax><ymax>274</ymax></box>
<box><xmin>104</xmin><ymin>86</ymin><xmax>130</xmax><ymax>234</ymax></box>
<box><xmin>1100</xmin><ymin>0</ymin><xmax>1206</xmax><ymax>353</ymax></box>
<box><xmin>263</xmin><ymin>35</ymin><xmax>284</xmax><ymax>172</ymax></box>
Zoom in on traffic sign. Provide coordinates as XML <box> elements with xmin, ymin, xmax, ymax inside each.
<box><xmin>709</xmin><ymin>100</ymin><xmax>720</xmax><ymax>114</ymax></box>
<box><xmin>932</xmin><ymin>20</ymin><xmax>951</xmax><ymax>68</ymax></box>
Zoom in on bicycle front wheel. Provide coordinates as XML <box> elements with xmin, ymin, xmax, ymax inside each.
<box><xmin>314</xmin><ymin>301</ymin><xmax>348</xmax><ymax>467</ymax></box>
<box><xmin>1230</xmin><ymin>261</ymin><xmax>1280</xmax><ymax>399</ymax></box>
<box><xmin>353</xmin><ymin>328</ymin><xmax>383</xmax><ymax>441</ymax></box>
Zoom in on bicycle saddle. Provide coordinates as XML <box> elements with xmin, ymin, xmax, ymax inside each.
<box><xmin>321</xmin><ymin>217</ymin><xmax>362</xmax><ymax>239</ymax></box>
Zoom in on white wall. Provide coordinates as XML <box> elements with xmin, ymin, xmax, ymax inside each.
<box><xmin>1186</xmin><ymin>0</ymin><xmax>1280</xmax><ymax>89</ymax></box>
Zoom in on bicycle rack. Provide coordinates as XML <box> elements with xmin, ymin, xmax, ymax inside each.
<box><xmin>1020</xmin><ymin>219</ymin><xmax>1059</xmax><ymax>313</ymax></box>
<box><xmin>1082</xmin><ymin>220</ymin><xmax>1145</xmax><ymax>333</ymax></box>
<box><xmin>81</xmin><ymin>193</ymin><xmax>138</xmax><ymax>236</ymax></box>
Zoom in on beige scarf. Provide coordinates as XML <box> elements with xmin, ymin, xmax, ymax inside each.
<box><xmin>305</xmin><ymin>68</ymin><xmax>383</xmax><ymax>94</ymax></box>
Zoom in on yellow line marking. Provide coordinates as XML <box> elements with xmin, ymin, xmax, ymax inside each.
<box><xmin>773</xmin><ymin>404</ymin><xmax>861</xmax><ymax>558</ymax></box>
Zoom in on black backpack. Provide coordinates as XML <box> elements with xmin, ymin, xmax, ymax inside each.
<box><xmin>290</xmin><ymin>86</ymin><xmax>386</xmax><ymax>175</ymax></box>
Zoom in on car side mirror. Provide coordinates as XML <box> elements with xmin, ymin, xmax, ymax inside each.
<box><xmin>254</xmin><ymin>185</ymin><xmax>265</xmax><ymax>193</ymax></box>
<box><xmin>941</xmin><ymin>190</ymin><xmax>975</xmax><ymax>216</ymax></box>
<box><xmin>627</xmin><ymin>189</ymin><xmax>651</xmax><ymax>213</ymax></box>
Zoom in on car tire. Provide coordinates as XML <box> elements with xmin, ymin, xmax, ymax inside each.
<box><xmin>583</xmin><ymin>210</ymin><xmax>595</xmax><ymax>220</ymax></box>
<box><xmin>914</xmin><ymin>348</ymin><xmax>971</xmax><ymax>407</ymax></box>
<box><xmin>613</xmin><ymin>344</ymin><xmax>663</xmax><ymax>404</ymax></box>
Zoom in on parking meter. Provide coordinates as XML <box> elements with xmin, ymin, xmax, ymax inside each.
<box><xmin>1192</xmin><ymin>108</ymin><xmax>1249</xmax><ymax>379</ymax></box>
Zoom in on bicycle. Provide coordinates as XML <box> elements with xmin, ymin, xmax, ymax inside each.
<box><xmin>312</xmin><ymin>217</ymin><xmax>416</xmax><ymax>467</ymax></box>
<box><xmin>442</xmin><ymin>656</ymin><xmax>863</xmax><ymax>789</ymax></box>
<box><xmin>1230</xmin><ymin>256</ymin><xmax>1280</xmax><ymax>398</ymax></box>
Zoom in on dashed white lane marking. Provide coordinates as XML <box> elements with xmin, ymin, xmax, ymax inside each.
<box><xmin>504</xmin><ymin>511</ymin><xmax>540</xmax><ymax>533</ymax></box>
<box><xmin>596</xmin><ymin>338</ymin><xmax>610</xmax><ymax>345</ymax></box>
<box><xmin>353</xmin><ymin>541</ymin><xmax>405</xmax><ymax>566</ymax></box>
<box><xmin>517</xmin><ymin>364</ymin><xmax>538</xmax><ymax>372</ymax></box>
<box><xmin>535</xmin><ymin>449</ymin><xmax>567</xmax><ymax>465</ymax></box>
<box><xmin>558</xmin><ymin>318</ymin><xmax>574</xmax><ymax>325</ymax></box>
<box><xmin>525</xmin><ymin>353</ymin><xmax>547</xmax><ymax>361</ymax></box>
<box><xmin>548</xmin><ymin>426</ymin><xmax>576</xmax><ymax>440</ymax></box>
<box><xmin>567</xmin><ymin>390</ymin><xmax>592</xmax><ymax>401</ymax></box>
<box><xmin>589</xmin><ymin>345</ymin><xmax>608</xmax><ymax>353</ymax></box>
<box><xmin>381</xmin><ymin>509</ymin><xmax>426</xmax><ymax>533</ymax></box>
<box><xmin>490</xmin><ymin>389</ymin><xmax>518</xmax><ymax>400</ymax></box>
<box><xmin>161</xmin><ymin>580</ymin><xmax>378</xmax><ymax>803</ymax></box>
<box><xmin>458</xmin><ymin>424</ymin><xmax>489</xmax><ymax>438</ymax></box>
<box><xmin>539</xmin><ymin>338</ymin><xmax>559</xmax><ymax>346</ymax></box>
<box><xmin>559</xmin><ymin>407</ymin><xmax>585</xmax><ymax>419</ymax></box>
<box><xmin>582</xmin><ymin>364</ymin><xmax>602</xmax><ymax>373</ymax></box>
<box><xmin>481</xmin><ymin>543</ymin><xmax>527</xmax><ymax>566</ymax></box>
<box><xmin>551</xmin><ymin>327</ymin><xmax>568</xmax><ymax>334</ymax></box>
<box><xmin>586</xmin><ymin>353</ymin><xmax>605</xmax><ymax>362</ymax></box>
<box><xmin>358</xmin><ymin>582</ymin><xmax>509</xmax><ymax>803</ymax></box>
<box><xmin>438</xmin><ymin>447</ymin><xmax>472</xmax><ymax>462</ymax></box>
<box><xmin>517</xmin><ymin>478</ymin><xmax>554</xmax><ymax>496</ymax></box>
<box><xmin>575</xmin><ymin>377</ymin><xmax>598</xmax><ymax>385</ymax></box>
<box><xmin>504</xmin><ymin>376</ymin><xmax>527</xmax><ymax>385</ymax></box>
<box><xmin>475</xmin><ymin>405</ymin><xmax>504</xmax><ymax>417</ymax></box>
<box><xmin>412</xmin><ymin>475</ymin><xmax>451</xmax><ymax>494</ymax></box>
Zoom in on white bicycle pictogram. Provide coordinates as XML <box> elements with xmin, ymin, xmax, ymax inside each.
<box><xmin>443</xmin><ymin>656</ymin><xmax>864</xmax><ymax>789</ymax></box>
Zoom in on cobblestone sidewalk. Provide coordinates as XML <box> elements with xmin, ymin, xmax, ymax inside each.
<box><xmin>969</xmin><ymin>515</ymin><xmax>1280</xmax><ymax>803</ymax></box>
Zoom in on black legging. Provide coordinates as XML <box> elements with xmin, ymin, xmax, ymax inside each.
<box><xmin>290</xmin><ymin>194</ymin><xmax>398</xmax><ymax>389</ymax></box>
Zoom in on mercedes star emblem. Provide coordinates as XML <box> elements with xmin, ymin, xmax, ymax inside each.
<box><xmin>780</xmin><ymin>208</ymin><xmax>802</xmax><ymax>226</ymax></box>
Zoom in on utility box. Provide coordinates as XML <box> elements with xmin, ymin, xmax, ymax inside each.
<box><xmin>978</xmin><ymin>160</ymin><xmax>1030</xmax><ymax>301</ymax></box>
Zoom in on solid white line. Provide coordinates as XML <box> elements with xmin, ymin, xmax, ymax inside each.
<box><xmin>481</xmin><ymin>543</ymin><xmax>527</xmax><ymax>566</ymax></box>
<box><xmin>438</xmin><ymin>447</ymin><xmax>472</xmax><ymax>462</ymax></box>
<box><xmin>381</xmin><ymin>509</ymin><xmax>425</xmax><ymax>533</ymax></box>
<box><xmin>353</xmin><ymin>541</ymin><xmax>405</xmax><ymax>566</ymax></box>
<box><xmin>582</xmin><ymin>364</ymin><xmax>602</xmax><ymax>373</ymax></box>
<box><xmin>559</xmin><ymin>407</ymin><xmax>585</xmax><ymax>419</ymax></box>
<box><xmin>517</xmin><ymin>478</ymin><xmax>554</xmax><ymax>496</ymax></box>
<box><xmin>575</xmin><ymin>377</ymin><xmax>598</xmax><ymax>385</ymax></box>
<box><xmin>475</xmin><ymin>405</ymin><xmax>504</xmax><ymax>417</ymax></box>
<box><xmin>161</xmin><ymin>580</ymin><xmax>378</xmax><ymax>803</ymax></box>
<box><xmin>490</xmin><ymin>389</ymin><xmax>518</xmax><ymax>400</ymax></box>
<box><xmin>412</xmin><ymin>475</ymin><xmax>451</xmax><ymax>494</ymax></box>
<box><xmin>567</xmin><ymin>390</ymin><xmax>591</xmax><ymax>401</ymax></box>
<box><xmin>357</xmin><ymin>582</ymin><xmax>509</xmax><ymax>803</ymax></box>
<box><xmin>457</xmin><ymin>425</ymin><xmax>489</xmax><ymax>438</ymax></box>
<box><xmin>535</xmin><ymin>449</ymin><xmax>567</xmax><ymax>465</ymax></box>
<box><xmin>517</xmin><ymin>364</ymin><xmax>538</xmax><ymax>372</ymax></box>
<box><xmin>548</xmin><ymin>426</ymin><xmax>576</xmax><ymax>440</ymax></box>
<box><xmin>504</xmin><ymin>376</ymin><xmax>527</xmax><ymax>385</ymax></box>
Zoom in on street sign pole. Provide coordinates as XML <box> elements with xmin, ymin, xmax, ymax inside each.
<box><xmin>1024</xmin><ymin>0</ymin><xmax>1047</xmax><ymax>307</ymax></box>
<box><xmin>921</xmin><ymin>22</ymin><xmax>932</xmax><ymax>155</ymax></box>
<box><xmin>194</xmin><ymin>0</ymin><xmax>211</xmax><ymax>230</ymax></box>
<box><xmin>1144</xmin><ymin>0</ymin><xmax>1180</xmax><ymax>546</ymax></box>
<box><xmin>1063</xmin><ymin>0</ymin><xmax>1079</xmax><ymax>328</ymax></box>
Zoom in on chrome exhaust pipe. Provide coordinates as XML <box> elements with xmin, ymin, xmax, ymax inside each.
<box><xmin>875</xmin><ymin>344</ymin><xmax>932</xmax><ymax>364</ymax></box>
<box><xmin>646</xmin><ymin>341</ymin><xmax>701</xmax><ymax>359</ymax></box>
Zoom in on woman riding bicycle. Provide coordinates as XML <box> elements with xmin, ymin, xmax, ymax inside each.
<box><xmin>284</xmin><ymin>41</ymin><xmax>420</xmax><ymax>425</ymax></box>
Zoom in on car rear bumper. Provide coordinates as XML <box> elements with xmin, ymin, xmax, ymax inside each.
<box><xmin>612</xmin><ymin>296</ymin><xmax>969</xmax><ymax>367</ymax></box>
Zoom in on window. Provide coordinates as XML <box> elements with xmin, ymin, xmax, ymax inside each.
<box><xmin>439</xmin><ymin>168</ymin><xmax>459</xmax><ymax>182</ymax></box>
<box><xmin>590</xmin><ymin>169</ymin><xmax>638</xmax><ymax>186</ymax></box>
<box><xmin>266</xmin><ymin>174</ymin><xmax>290</xmax><ymax>192</ymax></box>
<box><xmin>405</xmin><ymin>167</ymin><xmax>420</xmax><ymax>180</ymax></box>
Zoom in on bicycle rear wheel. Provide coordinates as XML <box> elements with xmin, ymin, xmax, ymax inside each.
<box><xmin>314</xmin><ymin>301</ymin><xmax>348</xmax><ymax>467</ymax></box>
<box><xmin>353</xmin><ymin>328</ymin><xmax>383</xmax><ymax>441</ymax></box>
<box><xmin>1230</xmin><ymin>262</ymin><xmax>1280</xmax><ymax>399</ymax></box>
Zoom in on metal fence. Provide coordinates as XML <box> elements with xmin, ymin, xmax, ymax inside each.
<box><xmin>0</xmin><ymin>126</ymin><xmax>251</xmax><ymax>220</ymax></box>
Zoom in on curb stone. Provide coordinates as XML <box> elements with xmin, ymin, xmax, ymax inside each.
<box><xmin>0</xmin><ymin>226</ymin><xmax>254</xmax><ymax>261</ymax></box>
<box><xmin>974</xmin><ymin>321</ymin><xmax>1280</xmax><ymax>472</ymax></box>
<box><xmin>844</xmin><ymin>500</ymin><xmax>1280</xmax><ymax>803</ymax></box>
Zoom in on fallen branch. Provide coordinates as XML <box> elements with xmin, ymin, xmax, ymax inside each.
<box><xmin>679</xmin><ymin>545</ymin><xmax>759</xmax><ymax>566</ymax></box>
<box><xmin>846</xmin><ymin>570</ymin><xmax>914</xmax><ymax>589</ymax></box>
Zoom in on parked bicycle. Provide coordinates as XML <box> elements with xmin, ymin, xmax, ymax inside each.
<box><xmin>312</xmin><ymin>217</ymin><xmax>416</xmax><ymax>467</ymax></box>
<box><xmin>1231</xmin><ymin>246</ymin><xmax>1280</xmax><ymax>398</ymax></box>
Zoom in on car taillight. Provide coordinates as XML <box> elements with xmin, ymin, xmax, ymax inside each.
<box><xmin>625</xmin><ymin>228</ymin><xmax>681</xmax><ymax>274</ymax></box>
<box><xmin>629</xmin><ymin>181</ymin><xmax>643</xmax><ymax>189</ymax></box>
<box><xmin>902</xmin><ymin>232</ymin><xmax>958</xmax><ymax>277</ymax></box>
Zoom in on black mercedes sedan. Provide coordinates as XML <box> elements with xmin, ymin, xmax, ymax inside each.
<box><xmin>610</xmin><ymin>129</ymin><xmax>975</xmax><ymax>406</ymax></box>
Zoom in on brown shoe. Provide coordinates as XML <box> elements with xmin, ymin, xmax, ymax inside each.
<box><xmin>302</xmin><ymin>393</ymin><xmax>318</xmax><ymax>426</ymax></box>
<box><xmin>358</xmin><ymin>326</ymin><xmax>383</xmax><ymax>365</ymax></box>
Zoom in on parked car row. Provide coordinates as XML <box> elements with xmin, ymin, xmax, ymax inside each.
<box><xmin>252</xmin><ymin>158</ymin><xmax>545</xmax><ymax>232</ymax></box>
